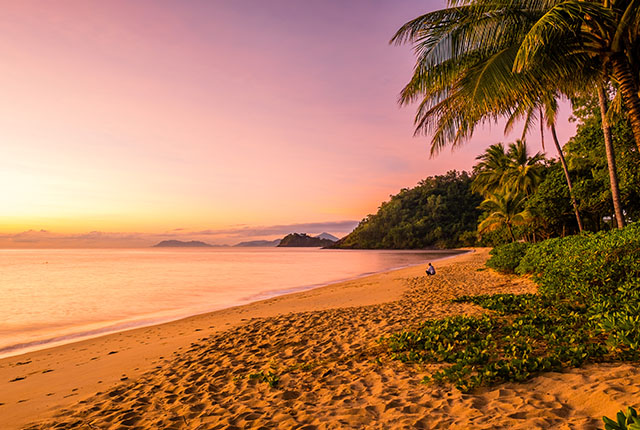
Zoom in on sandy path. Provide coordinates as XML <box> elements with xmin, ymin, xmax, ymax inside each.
<box><xmin>4</xmin><ymin>249</ymin><xmax>639</xmax><ymax>429</ymax></box>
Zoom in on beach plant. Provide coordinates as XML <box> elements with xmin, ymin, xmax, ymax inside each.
<box><xmin>248</xmin><ymin>370</ymin><xmax>280</xmax><ymax>388</ymax></box>
<box><xmin>603</xmin><ymin>407</ymin><xmax>640</xmax><ymax>430</ymax></box>
<box><xmin>385</xmin><ymin>223</ymin><xmax>640</xmax><ymax>392</ymax></box>
<box><xmin>485</xmin><ymin>242</ymin><xmax>531</xmax><ymax>273</ymax></box>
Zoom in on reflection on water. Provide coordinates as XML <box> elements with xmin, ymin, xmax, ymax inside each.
<box><xmin>0</xmin><ymin>247</ymin><xmax>462</xmax><ymax>357</ymax></box>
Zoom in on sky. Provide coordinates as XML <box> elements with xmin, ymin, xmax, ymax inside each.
<box><xmin>0</xmin><ymin>0</ymin><xmax>577</xmax><ymax>248</ymax></box>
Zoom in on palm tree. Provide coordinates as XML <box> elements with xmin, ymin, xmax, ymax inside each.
<box><xmin>513</xmin><ymin>1</ymin><xmax>630</xmax><ymax>227</ymax></box>
<box><xmin>390</xmin><ymin>2</ymin><xmax>546</xmax><ymax>154</ymax></box>
<box><xmin>505</xmin><ymin>94</ymin><xmax>584</xmax><ymax>231</ymax></box>
<box><xmin>514</xmin><ymin>0</ymin><xmax>640</xmax><ymax>152</ymax></box>
<box><xmin>392</xmin><ymin>0</ymin><xmax>626</xmax><ymax>228</ymax></box>
<box><xmin>478</xmin><ymin>191</ymin><xmax>530</xmax><ymax>242</ymax></box>
<box><xmin>472</xmin><ymin>140</ymin><xmax>545</xmax><ymax>195</ymax></box>
<box><xmin>390</xmin><ymin>1</ymin><xmax>583</xmax><ymax>155</ymax></box>
<box><xmin>550</xmin><ymin>119</ymin><xmax>585</xmax><ymax>232</ymax></box>
<box><xmin>504</xmin><ymin>140</ymin><xmax>545</xmax><ymax>195</ymax></box>
<box><xmin>471</xmin><ymin>143</ymin><xmax>509</xmax><ymax>196</ymax></box>
<box><xmin>597</xmin><ymin>83</ymin><xmax>626</xmax><ymax>228</ymax></box>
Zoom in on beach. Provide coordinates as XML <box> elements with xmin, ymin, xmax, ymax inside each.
<box><xmin>2</xmin><ymin>249</ymin><xmax>639</xmax><ymax>429</ymax></box>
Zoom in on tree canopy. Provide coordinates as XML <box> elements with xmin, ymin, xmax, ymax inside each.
<box><xmin>333</xmin><ymin>171</ymin><xmax>481</xmax><ymax>249</ymax></box>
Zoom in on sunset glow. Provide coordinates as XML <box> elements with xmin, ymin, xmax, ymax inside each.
<box><xmin>0</xmin><ymin>0</ymin><xmax>576</xmax><ymax>247</ymax></box>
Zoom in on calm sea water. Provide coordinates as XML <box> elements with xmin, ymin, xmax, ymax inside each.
<box><xmin>0</xmin><ymin>247</ymin><xmax>460</xmax><ymax>358</ymax></box>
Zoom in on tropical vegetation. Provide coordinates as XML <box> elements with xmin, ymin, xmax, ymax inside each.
<box><xmin>392</xmin><ymin>0</ymin><xmax>640</xmax><ymax>233</ymax></box>
<box><xmin>383</xmin><ymin>223</ymin><xmax>640</xmax><ymax>392</ymax></box>
<box><xmin>336</xmin><ymin>99</ymin><xmax>639</xmax><ymax>248</ymax></box>
<box><xmin>332</xmin><ymin>171</ymin><xmax>481</xmax><ymax>249</ymax></box>
<box><xmin>336</xmin><ymin>1</ymin><xmax>640</xmax><ymax>249</ymax></box>
<box><xmin>375</xmin><ymin>2</ymin><xmax>640</xmax><ymax>423</ymax></box>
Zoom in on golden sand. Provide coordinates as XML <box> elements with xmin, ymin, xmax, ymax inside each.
<box><xmin>2</xmin><ymin>249</ymin><xmax>638</xmax><ymax>429</ymax></box>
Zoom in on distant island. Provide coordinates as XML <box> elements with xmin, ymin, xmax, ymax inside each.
<box><xmin>277</xmin><ymin>233</ymin><xmax>337</xmax><ymax>247</ymax></box>
<box><xmin>153</xmin><ymin>240</ymin><xmax>213</xmax><ymax>247</ymax></box>
<box><xmin>153</xmin><ymin>233</ymin><xmax>340</xmax><ymax>248</ymax></box>
<box><xmin>234</xmin><ymin>239</ymin><xmax>282</xmax><ymax>247</ymax></box>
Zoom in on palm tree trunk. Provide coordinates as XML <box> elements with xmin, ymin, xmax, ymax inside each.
<box><xmin>539</xmin><ymin>107</ymin><xmax>545</xmax><ymax>151</ymax></box>
<box><xmin>596</xmin><ymin>82</ymin><xmax>625</xmax><ymax>229</ymax></box>
<box><xmin>611</xmin><ymin>55</ymin><xmax>640</xmax><ymax>153</ymax></box>
<box><xmin>550</xmin><ymin>124</ymin><xmax>583</xmax><ymax>232</ymax></box>
<box><xmin>507</xmin><ymin>223</ymin><xmax>516</xmax><ymax>242</ymax></box>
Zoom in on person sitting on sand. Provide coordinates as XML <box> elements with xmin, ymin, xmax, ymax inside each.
<box><xmin>426</xmin><ymin>263</ymin><xmax>436</xmax><ymax>276</ymax></box>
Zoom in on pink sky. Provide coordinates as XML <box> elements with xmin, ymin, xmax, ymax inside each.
<box><xmin>0</xmin><ymin>1</ymin><xmax>576</xmax><ymax>247</ymax></box>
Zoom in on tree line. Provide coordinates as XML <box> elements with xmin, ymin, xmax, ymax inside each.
<box><xmin>334</xmin><ymin>96</ymin><xmax>639</xmax><ymax>248</ymax></box>
<box><xmin>392</xmin><ymin>0</ymin><xmax>640</xmax><ymax>234</ymax></box>
<box><xmin>338</xmin><ymin>1</ymin><xmax>640</xmax><ymax>249</ymax></box>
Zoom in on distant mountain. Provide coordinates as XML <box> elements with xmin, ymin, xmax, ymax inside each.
<box><xmin>234</xmin><ymin>239</ymin><xmax>281</xmax><ymax>247</ymax></box>
<box><xmin>314</xmin><ymin>232</ymin><xmax>340</xmax><ymax>241</ymax></box>
<box><xmin>153</xmin><ymin>240</ymin><xmax>213</xmax><ymax>247</ymax></box>
<box><xmin>277</xmin><ymin>233</ymin><xmax>336</xmax><ymax>247</ymax></box>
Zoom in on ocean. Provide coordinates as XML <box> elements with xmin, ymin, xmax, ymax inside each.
<box><xmin>0</xmin><ymin>247</ymin><xmax>460</xmax><ymax>358</ymax></box>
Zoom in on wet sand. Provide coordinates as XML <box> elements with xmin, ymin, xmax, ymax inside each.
<box><xmin>2</xmin><ymin>249</ymin><xmax>638</xmax><ymax>429</ymax></box>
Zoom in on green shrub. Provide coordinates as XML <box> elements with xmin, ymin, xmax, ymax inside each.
<box><xmin>516</xmin><ymin>223</ymin><xmax>640</xmax><ymax>299</ymax></box>
<box><xmin>486</xmin><ymin>242</ymin><xmax>532</xmax><ymax>273</ymax></box>
<box><xmin>385</xmin><ymin>223</ymin><xmax>640</xmax><ymax>391</ymax></box>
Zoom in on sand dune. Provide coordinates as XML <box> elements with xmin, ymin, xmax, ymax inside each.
<box><xmin>3</xmin><ymin>249</ymin><xmax>638</xmax><ymax>429</ymax></box>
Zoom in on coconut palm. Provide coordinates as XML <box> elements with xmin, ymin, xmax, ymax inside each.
<box><xmin>505</xmin><ymin>93</ymin><xmax>584</xmax><ymax>231</ymax></box>
<box><xmin>504</xmin><ymin>140</ymin><xmax>545</xmax><ymax>195</ymax></box>
<box><xmin>392</xmin><ymin>0</ymin><xmax>626</xmax><ymax>228</ymax></box>
<box><xmin>514</xmin><ymin>0</ymin><xmax>640</xmax><ymax>152</ymax></box>
<box><xmin>512</xmin><ymin>0</ymin><xmax>637</xmax><ymax>227</ymax></box>
<box><xmin>478</xmin><ymin>190</ymin><xmax>530</xmax><ymax>242</ymax></box>
<box><xmin>471</xmin><ymin>143</ymin><xmax>509</xmax><ymax>196</ymax></box>
<box><xmin>472</xmin><ymin>140</ymin><xmax>545</xmax><ymax>195</ymax></box>
<box><xmin>596</xmin><ymin>83</ymin><xmax>626</xmax><ymax>227</ymax></box>
<box><xmin>390</xmin><ymin>1</ymin><xmax>581</xmax><ymax>154</ymax></box>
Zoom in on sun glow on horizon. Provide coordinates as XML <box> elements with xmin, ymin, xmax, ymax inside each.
<box><xmin>1</xmin><ymin>1</ymin><xmax>577</xmax><ymax>247</ymax></box>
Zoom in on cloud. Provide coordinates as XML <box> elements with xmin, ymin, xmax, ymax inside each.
<box><xmin>192</xmin><ymin>220</ymin><xmax>360</xmax><ymax>237</ymax></box>
<box><xmin>0</xmin><ymin>229</ymin><xmax>160</xmax><ymax>247</ymax></box>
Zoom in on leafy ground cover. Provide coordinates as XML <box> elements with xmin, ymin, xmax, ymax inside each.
<box><xmin>384</xmin><ymin>223</ymin><xmax>640</xmax><ymax>392</ymax></box>
<box><xmin>604</xmin><ymin>407</ymin><xmax>640</xmax><ymax>430</ymax></box>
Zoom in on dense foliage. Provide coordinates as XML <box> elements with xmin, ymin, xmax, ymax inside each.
<box><xmin>391</xmin><ymin>0</ymin><xmax>640</xmax><ymax>247</ymax></box>
<box><xmin>478</xmin><ymin>99</ymin><xmax>640</xmax><ymax>245</ymax></box>
<box><xmin>562</xmin><ymin>97</ymin><xmax>640</xmax><ymax>229</ymax></box>
<box><xmin>485</xmin><ymin>242</ymin><xmax>531</xmax><ymax>274</ymax></box>
<box><xmin>333</xmin><ymin>171</ymin><xmax>481</xmax><ymax>249</ymax></box>
<box><xmin>335</xmin><ymin>102</ymin><xmax>639</xmax><ymax>249</ymax></box>
<box><xmin>384</xmin><ymin>223</ymin><xmax>640</xmax><ymax>392</ymax></box>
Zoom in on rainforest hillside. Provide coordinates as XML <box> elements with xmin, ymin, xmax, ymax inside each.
<box><xmin>332</xmin><ymin>171</ymin><xmax>481</xmax><ymax>249</ymax></box>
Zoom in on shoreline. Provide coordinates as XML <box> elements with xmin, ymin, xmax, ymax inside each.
<box><xmin>3</xmin><ymin>248</ymin><xmax>639</xmax><ymax>429</ymax></box>
<box><xmin>0</xmin><ymin>249</ymin><xmax>467</xmax><ymax>360</ymax></box>
<box><xmin>2</xmin><ymin>249</ymin><xmax>465</xmax><ymax>428</ymax></box>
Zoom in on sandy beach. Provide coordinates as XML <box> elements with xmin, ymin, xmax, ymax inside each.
<box><xmin>2</xmin><ymin>249</ymin><xmax>638</xmax><ymax>429</ymax></box>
